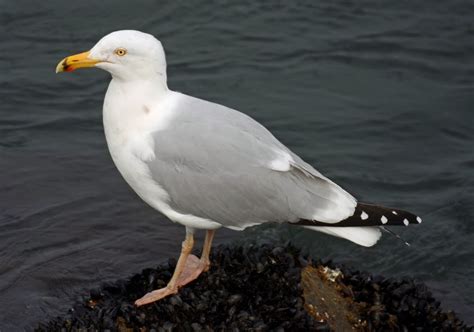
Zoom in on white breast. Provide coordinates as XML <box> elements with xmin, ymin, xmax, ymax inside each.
<box><xmin>102</xmin><ymin>82</ymin><xmax>221</xmax><ymax>230</ymax></box>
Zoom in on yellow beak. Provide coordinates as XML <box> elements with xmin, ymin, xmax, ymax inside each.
<box><xmin>55</xmin><ymin>51</ymin><xmax>101</xmax><ymax>73</ymax></box>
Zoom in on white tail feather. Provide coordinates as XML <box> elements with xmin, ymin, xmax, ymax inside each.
<box><xmin>303</xmin><ymin>226</ymin><xmax>382</xmax><ymax>247</ymax></box>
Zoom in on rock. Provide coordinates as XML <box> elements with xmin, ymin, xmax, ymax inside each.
<box><xmin>36</xmin><ymin>244</ymin><xmax>471</xmax><ymax>331</ymax></box>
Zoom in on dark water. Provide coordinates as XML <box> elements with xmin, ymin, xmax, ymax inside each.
<box><xmin>1</xmin><ymin>1</ymin><xmax>473</xmax><ymax>330</ymax></box>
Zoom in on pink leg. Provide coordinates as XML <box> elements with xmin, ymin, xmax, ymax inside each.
<box><xmin>176</xmin><ymin>230</ymin><xmax>216</xmax><ymax>287</ymax></box>
<box><xmin>134</xmin><ymin>230</ymin><xmax>216</xmax><ymax>307</ymax></box>
<box><xmin>135</xmin><ymin>233</ymin><xmax>195</xmax><ymax>306</ymax></box>
<box><xmin>201</xmin><ymin>230</ymin><xmax>215</xmax><ymax>272</ymax></box>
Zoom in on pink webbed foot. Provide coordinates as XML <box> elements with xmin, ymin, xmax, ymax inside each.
<box><xmin>176</xmin><ymin>254</ymin><xmax>207</xmax><ymax>287</ymax></box>
<box><xmin>134</xmin><ymin>254</ymin><xmax>209</xmax><ymax>306</ymax></box>
<box><xmin>134</xmin><ymin>286</ymin><xmax>177</xmax><ymax>307</ymax></box>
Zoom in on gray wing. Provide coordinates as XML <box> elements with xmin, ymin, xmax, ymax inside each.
<box><xmin>146</xmin><ymin>94</ymin><xmax>356</xmax><ymax>230</ymax></box>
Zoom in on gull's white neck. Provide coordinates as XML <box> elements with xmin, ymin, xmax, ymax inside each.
<box><xmin>102</xmin><ymin>77</ymin><xmax>172</xmax><ymax>155</ymax></box>
<box><xmin>105</xmin><ymin>77</ymin><xmax>169</xmax><ymax>110</ymax></box>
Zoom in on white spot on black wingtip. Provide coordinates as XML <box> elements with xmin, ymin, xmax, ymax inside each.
<box><xmin>416</xmin><ymin>216</ymin><xmax>422</xmax><ymax>223</ymax></box>
<box><xmin>361</xmin><ymin>211</ymin><xmax>368</xmax><ymax>220</ymax></box>
<box><xmin>392</xmin><ymin>210</ymin><xmax>398</xmax><ymax>215</ymax></box>
<box><xmin>381</xmin><ymin>215</ymin><xmax>388</xmax><ymax>224</ymax></box>
<box><xmin>403</xmin><ymin>218</ymin><xmax>409</xmax><ymax>226</ymax></box>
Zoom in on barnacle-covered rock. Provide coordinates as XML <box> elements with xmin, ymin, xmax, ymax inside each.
<box><xmin>37</xmin><ymin>244</ymin><xmax>471</xmax><ymax>331</ymax></box>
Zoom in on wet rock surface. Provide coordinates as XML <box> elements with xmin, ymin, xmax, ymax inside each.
<box><xmin>37</xmin><ymin>244</ymin><xmax>472</xmax><ymax>331</ymax></box>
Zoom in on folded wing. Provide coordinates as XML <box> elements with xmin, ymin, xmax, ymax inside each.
<box><xmin>145</xmin><ymin>94</ymin><xmax>357</xmax><ymax>230</ymax></box>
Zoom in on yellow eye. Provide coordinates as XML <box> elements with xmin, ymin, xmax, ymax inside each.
<box><xmin>114</xmin><ymin>48</ymin><xmax>127</xmax><ymax>56</ymax></box>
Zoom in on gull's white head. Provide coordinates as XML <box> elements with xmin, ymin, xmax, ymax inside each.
<box><xmin>56</xmin><ymin>30</ymin><xmax>167</xmax><ymax>82</ymax></box>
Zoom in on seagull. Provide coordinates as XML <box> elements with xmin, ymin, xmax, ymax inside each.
<box><xmin>56</xmin><ymin>30</ymin><xmax>421</xmax><ymax>306</ymax></box>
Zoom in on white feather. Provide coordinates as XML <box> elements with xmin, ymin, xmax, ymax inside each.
<box><xmin>303</xmin><ymin>226</ymin><xmax>382</xmax><ymax>247</ymax></box>
<box><xmin>268</xmin><ymin>149</ymin><xmax>294</xmax><ymax>172</ymax></box>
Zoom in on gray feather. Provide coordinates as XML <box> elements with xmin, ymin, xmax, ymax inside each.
<box><xmin>146</xmin><ymin>94</ymin><xmax>356</xmax><ymax>229</ymax></box>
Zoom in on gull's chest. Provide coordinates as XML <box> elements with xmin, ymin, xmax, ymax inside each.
<box><xmin>101</xmin><ymin>88</ymin><xmax>179</xmax><ymax>208</ymax></box>
<box><xmin>102</xmin><ymin>86</ymin><xmax>177</xmax><ymax>162</ymax></box>
<box><xmin>103</xmin><ymin>93</ymin><xmax>149</xmax><ymax>163</ymax></box>
<box><xmin>103</xmin><ymin>107</ymin><xmax>156</xmax><ymax>199</ymax></box>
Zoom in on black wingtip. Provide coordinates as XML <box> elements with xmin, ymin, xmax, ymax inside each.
<box><xmin>292</xmin><ymin>202</ymin><xmax>422</xmax><ymax>227</ymax></box>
